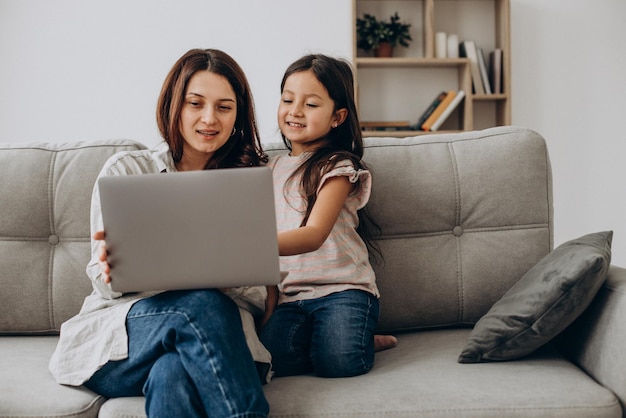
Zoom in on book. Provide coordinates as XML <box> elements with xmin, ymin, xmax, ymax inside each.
<box><xmin>421</xmin><ymin>90</ymin><xmax>456</xmax><ymax>131</ymax></box>
<box><xmin>459</xmin><ymin>41</ymin><xmax>485</xmax><ymax>95</ymax></box>
<box><xmin>360</xmin><ymin>121</ymin><xmax>412</xmax><ymax>132</ymax></box>
<box><xmin>429</xmin><ymin>90</ymin><xmax>466</xmax><ymax>131</ymax></box>
<box><xmin>477</xmin><ymin>47</ymin><xmax>492</xmax><ymax>95</ymax></box>
<box><xmin>489</xmin><ymin>48</ymin><xmax>503</xmax><ymax>94</ymax></box>
<box><xmin>414</xmin><ymin>91</ymin><xmax>447</xmax><ymax>129</ymax></box>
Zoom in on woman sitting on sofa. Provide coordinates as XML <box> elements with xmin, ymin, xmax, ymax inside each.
<box><xmin>49</xmin><ymin>48</ymin><xmax>271</xmax><ymax>418</ymax></box>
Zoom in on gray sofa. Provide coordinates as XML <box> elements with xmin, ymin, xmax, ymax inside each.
<box><xmin>1</xmin><ymin>126</ymin><xmax>624</xmax><ymax>417</ymax></box>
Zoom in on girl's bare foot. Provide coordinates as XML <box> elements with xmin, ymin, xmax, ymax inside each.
<box><xmin>374</xmin><ymin>334</ymin><xmax>398</xmax><ymax>352</ymax></box>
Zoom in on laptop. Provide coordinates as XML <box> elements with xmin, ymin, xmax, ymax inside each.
<box><xmin>97</xmin><ymin>166</ymin><xmax>286</xmax><ymax>293</ymax></box>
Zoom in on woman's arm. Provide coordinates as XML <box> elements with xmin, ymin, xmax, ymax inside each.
<box><xmin>278</xmin><ymin>176</ymin><xmax>353</xmax><ymax>256</ymax></box>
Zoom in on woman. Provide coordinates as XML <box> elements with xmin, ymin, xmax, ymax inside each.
<box><xmin>49</xmin><ymin>48</ymin><xmax>270</xmax><ymax>418</ymax></box>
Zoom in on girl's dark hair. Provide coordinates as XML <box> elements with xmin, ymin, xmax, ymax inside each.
<box><xmin>280</xmin><ymin>54</ymin><xmax>382</xmax><ymax>263</ymax></box>
<box><xmin>156</xmin><ymin>48</ymin><xmax>267</xmax><ymax>168</ymax></box>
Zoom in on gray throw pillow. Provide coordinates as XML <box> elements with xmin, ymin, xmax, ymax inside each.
<box><xmin>458</xmin><ymin>231</ymin><xmax>613</xmax><ymax>363</ymax></box>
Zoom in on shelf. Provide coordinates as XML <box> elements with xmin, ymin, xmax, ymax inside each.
<box><xmin>353</xmin><ymin>0</ymin><xmax>511</xmax><ymax>132</ymax></box>
<box><xmin>473</xmin><ymin>93</ymin><xmax>508</xmax><ymax>101</ymax></box>
<box><xmin>362</xmin><ymin>130</ymin><xmax>463</xmax><ymax>138</ymax></box>
<box><xmin>356</xmin><ymin>57</ymin><xmax>469</xmax><ymax>68</ymax></box>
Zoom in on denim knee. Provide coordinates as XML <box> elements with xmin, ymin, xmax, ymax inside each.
<box><xmin>140</xmin><ymin>289</ymin><xmax>239</xmax><ymax>324</ymax></box>
<box><xmin>144</xmin><ymin>352</ymin><xmax>205</xmax><ymax>417</ymax></box>
<box><xmin>313</xmin><ymin>347</ymin><xmax>375</xmax><ymax>378</ymax></box>
<box><xmin>310</xmin><ymin>290</ymin><xmax>379</xmax><ymax>378</ymax></box>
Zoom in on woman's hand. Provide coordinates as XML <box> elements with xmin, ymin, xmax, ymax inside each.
<box><xmin>93</xmin><ymin>230</ymin><xmax>112</xmax><ymax>284</ymax></box>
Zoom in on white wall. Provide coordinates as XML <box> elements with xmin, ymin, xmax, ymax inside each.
<box><xmin>0</xmin><ymin>0</ymin><xmax>353</xmax><ymax>146</ymax></box>
<box><xmin>2</xmin><ymin>0</ymin><xmax>625</xmax><ymax>265</ymax></box>
<box><xmin>511</xmin><ymin>0</ymin><xmax>626</xmax><ymax>265</ymax></box>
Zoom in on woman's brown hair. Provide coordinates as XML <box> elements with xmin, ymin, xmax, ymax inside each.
<box><xmin>156</xmin><ymin>48</ymin><xmax>267</xmax><ymax>168</ymax></box>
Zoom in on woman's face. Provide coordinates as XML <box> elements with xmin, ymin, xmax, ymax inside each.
<box><xmin>178</xmin><ymin>71</ymin><xmax>237</xmax><ymax>170</ymax></box>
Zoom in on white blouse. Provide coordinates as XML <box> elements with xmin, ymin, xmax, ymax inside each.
<box><xmin>49</xmin><ymin>142</ymin><xmax>272</xmax><ymax>385</ymax></box>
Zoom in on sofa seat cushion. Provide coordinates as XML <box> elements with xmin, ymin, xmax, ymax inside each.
<box><xmin>0</xmin><ymin>336</ymin><xmax>104</xmax><ymax>418</ymax></box>
<box><xmin>96</xmin><ymin>329</ymin><xmax>621</xmax><ymax>418</ymax></box>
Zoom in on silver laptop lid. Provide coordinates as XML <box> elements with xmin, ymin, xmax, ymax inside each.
<box><xmin>98</xmin><ymin>166</ymin><xmax>283</xmax><ymax>293</ymax></box>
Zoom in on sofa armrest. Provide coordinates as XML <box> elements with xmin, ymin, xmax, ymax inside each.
<box><xmin>557</xmin><ymin>265</ymin><xmax>626</xmax><ymax>414</ymax></box>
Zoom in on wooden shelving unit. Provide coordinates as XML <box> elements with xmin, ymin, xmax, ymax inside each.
<box><xmin>353</xmin><ymin>0</ymin><xmax>511</xmax><ymax>136</ymax></box>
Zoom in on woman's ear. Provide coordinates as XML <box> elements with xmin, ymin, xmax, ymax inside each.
<box><xmin>332</xmin><ymin>108</ymin><xmax>348</xmax><ymax>128</ymax></box>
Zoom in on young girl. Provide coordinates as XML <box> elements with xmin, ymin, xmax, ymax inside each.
<box><xmin>260</xmin><ymin>54</ymin><xmax>395</xmax><ymax>378</ymax></box>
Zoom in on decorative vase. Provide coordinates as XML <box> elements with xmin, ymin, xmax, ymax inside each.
<box><xmin>374</xmin><ymin>42</ymin><xmax>393</xmax><ymax>58</ymax></box>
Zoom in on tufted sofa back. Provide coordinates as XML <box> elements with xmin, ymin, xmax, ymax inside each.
<box><xmin>0</xmin><ymin>140</ymin><xmax>146</xmax><ymax>334</ymax></box>
<box><xmin>0</xmin><ymin>126</ymin><xmax>552</xmax><ymax>335</ymax></box>
<box><xmin>266</xmin><ymin>126</ymin><xmax>553</xmax><ymax>332</ymax></box>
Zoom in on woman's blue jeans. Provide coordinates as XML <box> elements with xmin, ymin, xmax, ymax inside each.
<box><xmin>260</xmin><ymin>289</ymin><xmax>379</xmax><ymax>378</ymax></box>
<box><xmin>84</xmin><ymin>289</ymin><xmax>269</xmax><ymax>418</ymax></box>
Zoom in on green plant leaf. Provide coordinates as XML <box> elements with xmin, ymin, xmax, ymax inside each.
<box><xmin>356</xmin><ymin>12</ymin><xmax>412</xmax><ymax>51</ymax></box>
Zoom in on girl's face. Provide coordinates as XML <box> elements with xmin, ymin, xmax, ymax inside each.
<box><xmin>278</xmin><ymin>70</ymin><xmax>346</xmax><ymax>156</ymax></box>
<box><xmin>178</xmin><ymin>71</ymin><xmax>237</xmax><ymax>170</ymax></box>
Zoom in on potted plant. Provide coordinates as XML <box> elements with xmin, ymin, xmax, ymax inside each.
<box><xmin>356</xmin><ymin>12</ymin><xmax>412</xmax><ymax>57</ymax></box>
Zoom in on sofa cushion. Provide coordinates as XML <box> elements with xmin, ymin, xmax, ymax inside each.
<box><xmin>0</xmin><ymin>140</ymin><xmax>146</xmax><ymax>334</ymax></box>
<box><xmin>0</xmin><ymin>336</ymin><xmax>104</xmax><ymax>418</ymax></box>
<box><xmin>96</xmin><ymin>330</ymin><xmax>622</xmax><ymax>418</ymax></box>
<box><xmin>458</xmin><ymin>231</ymin><xmax>613</xmax><ymax>363</ymax></box>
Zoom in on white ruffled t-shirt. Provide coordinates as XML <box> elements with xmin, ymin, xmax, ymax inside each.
<box><xmin>268</xmin><ymin>153</ymin><xmax>379</xmax><ymax>304</ymax></box>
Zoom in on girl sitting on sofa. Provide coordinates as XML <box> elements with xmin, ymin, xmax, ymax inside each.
<box><xmin>260</xmin><ymin>54</ymin><xmax>396</xmax><ymax>378</ymax></box>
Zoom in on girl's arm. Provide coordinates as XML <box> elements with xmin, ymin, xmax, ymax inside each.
<box><xmin>278</xmin><ymin>176</ymin><xmax>353</xmax><ymax>256</ymax></box>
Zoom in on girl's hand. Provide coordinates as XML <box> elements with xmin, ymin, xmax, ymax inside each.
<box><xmin>93</xmin><ymin>230</ymin><xmax>112</xmax><ymax>284</ymax></box>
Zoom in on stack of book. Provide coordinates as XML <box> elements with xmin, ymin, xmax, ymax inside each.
<box><xmin>414</xmin><ymin>90</ymin><xmax>466</xmax><ymax>132</ymax></box>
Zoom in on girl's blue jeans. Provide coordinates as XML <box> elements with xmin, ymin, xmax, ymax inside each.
<box><xmin>260</xmin><ymin>289</ymin><xmax>379</xmax><ymax>378</ymax></box>
<box><xmin>84</xmin><ymin>289</ymin><xmax>269</xmax><ymax>418</ymax></box>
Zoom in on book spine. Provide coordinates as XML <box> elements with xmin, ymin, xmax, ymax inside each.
<box><xmin>421</xmin><ymin>90</ymin><xmax>456</xmax><ymax>131</ymax></box>
<box><xmin>459</xmin><ymin>41</ymin><xmax>485</xmax><ymax>95</ymax></box>
<box><xmin>429</xmin><ymin>90</ymin><xmax>466</xmax><ymax>131</ymax></box>
<box><xmin>477</xmin><ymin>47</ymin><xmax>492</xmax><ymax>94</ymax></box>
<box><xmin>489</xmin><ymin>49</ymin><xmax>503</xmax><ymax>94</ymax></box>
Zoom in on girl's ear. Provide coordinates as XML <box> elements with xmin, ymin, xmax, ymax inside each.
<box><xmin>332</xmin><ymin>108</ymin><xmax>348</xmax><ymax>128</ymax></box>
